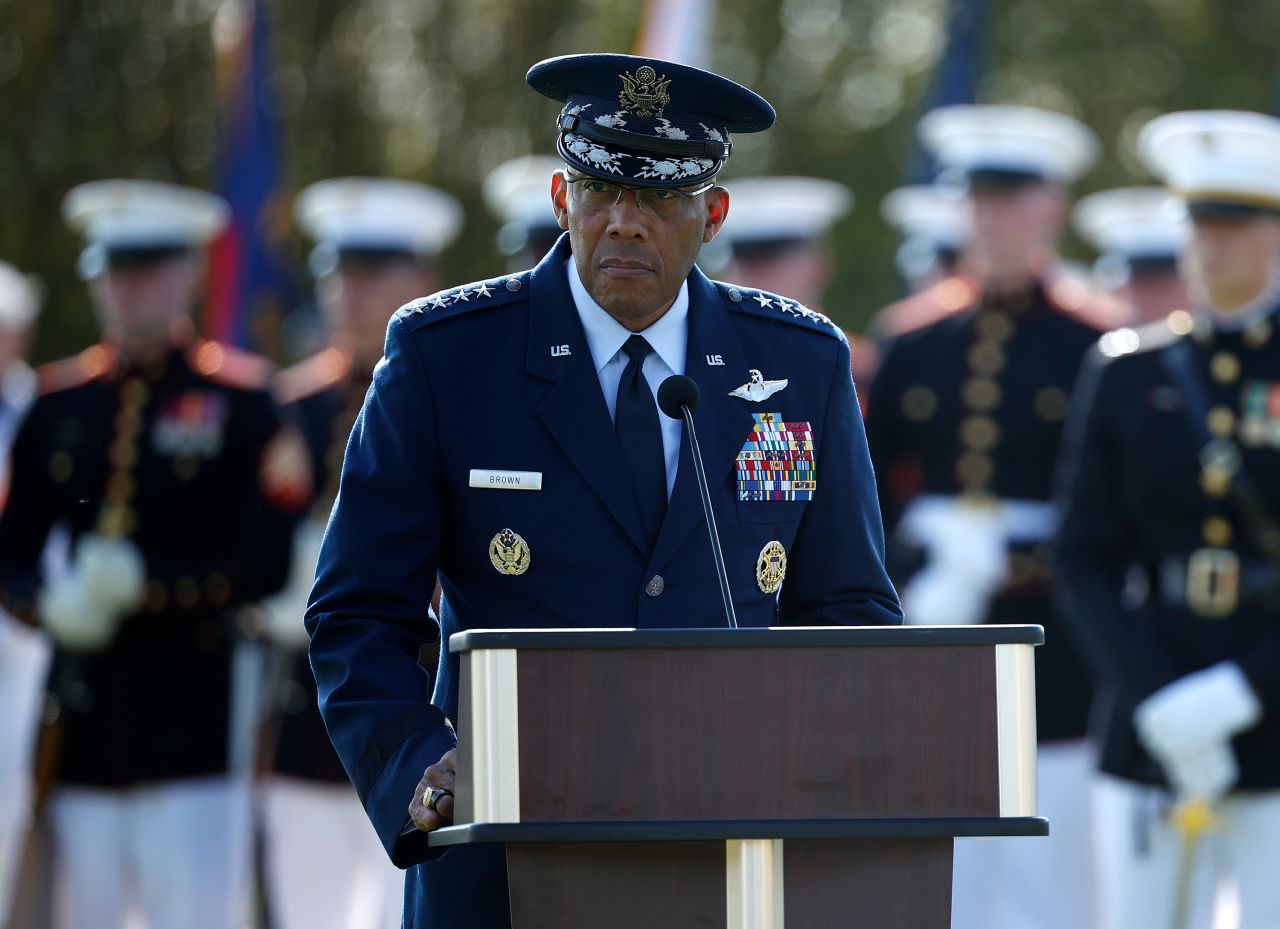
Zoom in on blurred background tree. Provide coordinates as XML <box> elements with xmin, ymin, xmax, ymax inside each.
<box><xmin>0</xmin><ymin>0</ymin><xmax>1277</xmax><ymax>362</ymax></box>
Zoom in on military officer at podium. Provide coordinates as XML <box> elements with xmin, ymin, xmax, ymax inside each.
<box><xmin>306</xmin><ymin>53</ymin><xmax>902</xmax><ymax>929</ymax></box>
<box><xmin>262</xmin><ymin>176</ymin><xmax>462</xmax><ymax>929</ymax></box>
<box><xmin>0</xmin><ymin>179</ymin><xmax>306</xmax><ymax>929</ymax></box>
<box><xmin>1056</xmin><ymin>110</ymin><xmax>1280</xmax><ymax>929</ymax></box>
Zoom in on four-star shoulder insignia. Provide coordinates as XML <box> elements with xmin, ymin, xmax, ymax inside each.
<box><xmin>396</xmin><ymin>273</ymin><xmax>532</xmax><ymax>331</ymax></box>
<box><xmin>717</xmin><ymin>282</ymin><xmax>843</xmax><ymax>341</ymax></box>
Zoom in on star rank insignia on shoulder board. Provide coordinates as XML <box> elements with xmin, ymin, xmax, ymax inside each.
<box><xmin>729</xmin><ymin>369</ymin><xmax>788</xmax><ymax>402</ymax></box>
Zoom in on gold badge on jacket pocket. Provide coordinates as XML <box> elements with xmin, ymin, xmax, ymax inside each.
<box><xmin>757</xmin><ymin>540</ymin><xmax>787</xmax><ymax>594</ymax></box>
<box><xmin>489</xmin><ymin>528</ymin><xmax>531</xmax><ymax>576</ymax></box>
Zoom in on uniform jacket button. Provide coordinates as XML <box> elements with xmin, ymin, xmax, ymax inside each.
<box><xmin>645</xmin><ymin>575</ymin><xmax>665</xmax><ymax>597</ymax></box>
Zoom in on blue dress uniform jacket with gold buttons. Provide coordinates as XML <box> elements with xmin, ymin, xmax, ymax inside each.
<box><xmin>0</xmin><ymin>341</ymin><xmax>303</xmax><ymax>787</ymax></box>
<box><xmin>1055</xmin><ymin>309</ymin><xmax>1280</xmax><ymax>788</ymax></box>
<box><xmin>863</xmin><ymin>278</ymin><xmax>1116</xmax><ymax>742</ymax></box>
<box><xmin>306</xmin><ymin>236</ymin><xmax>902</xmax><ymax>929</ymax></box>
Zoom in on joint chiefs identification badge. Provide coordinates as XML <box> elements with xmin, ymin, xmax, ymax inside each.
<box><xmin>756</xmin><ymin>540</ymin><xmax>787</xmax><ymax>594</ymax></box>
<box><xmin>489</xmin><ymin>528</ymin><xmax>531</xmax><ymax>576</ymax></box>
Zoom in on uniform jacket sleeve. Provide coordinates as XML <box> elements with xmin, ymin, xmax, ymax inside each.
<box><xmin>778</xmin><ymin>336</ymin><xmax>902</xmax><ymax>626</ymax></box>
<box><xmin>0</xmin><ymin>403</ymin><xmax>58</xmax><ymax>622</ymax></box>
<box><xmin>1053</xmin><ymin>350</ymin><xmax>1184</xmax><ymax>697</ymax></box>
<box><xmin>861</xmin><ymin>336</ymin><xmax>910</xmax><ymax>538</ymax></box>
<box><xmin>306</xmin><ymin>315</ymin><xmax>453</xmax><ymax>868</ymax></box>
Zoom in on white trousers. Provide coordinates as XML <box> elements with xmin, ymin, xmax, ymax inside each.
<box><xmin>47</xmin><ymin>776</ymin><xmax>252</xmax><ymax>929</ymax></box>
<box><xmin>1093</xmin><ymin>774</ymin><xmax>1280</xmax><ymax>929</ymax></box>
<box><xmin>0</xmin><ymin>613</ymin><xmax>51</xmax><ymax>925</ymax></box>
<box><xmin>952</xmin><ymin>740</ymin><xmax>1096</xmax><ymax>929</ymax></box>
<box><xmin>261</xmin><ymin>777</ymin><xmax>403</xmax><ymax>929</ymax></box>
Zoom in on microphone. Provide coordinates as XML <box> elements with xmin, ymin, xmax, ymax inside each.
<box><xmin>657</xmin><ymin>376</ymin><xmax>738</xmax><ymax>629</ymax></box>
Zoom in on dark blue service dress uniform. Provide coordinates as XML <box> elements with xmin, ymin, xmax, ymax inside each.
<box><xmin>1055</xmin><ymin>309</ymin><xmax>1280</xmax><ymax>788</ymax></box>
<box><xmin>0</xmin><ymin>341</ymin><xmax>303</xmax><ymax>788</ymax></box>
<box><xmin>306</xmin><ymin>236</ymin><xmax>902</xmax><ymax>929</ymax></box>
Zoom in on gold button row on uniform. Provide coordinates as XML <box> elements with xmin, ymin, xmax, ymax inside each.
<box><xmin>1202</xmin><ymin>516</ymin><xmax>1233</xmax><ymax>548</ymax></box>
<box><xmin>1210</xmin><ymin>351</ymin><xmax>1241</xmax><ymax>385</ymax></box>
<box><xmin>1207</xmin><ymin>406</ymin><xmax>1236</xmax><ymax>438</ymax></box>
<box><xmin>143</xmin><ymin>573</ymin><xmax>233</xmax><ymax>613</ymax></box>
<box><xmin>962</xmin><ymin>378</ymin><xmax>1001</xmax><ymax>411</ymax></box>
<box><xmin>956</xmin><ymin>310</ymin><xmax>1016</xmax><ymax>493</ymax></box>
<box><xmin>960</xmin><ymin>415</ymin><xmax>1000</xmax><ymax>451</ymax></box>
<box><xmin>99</xmin><ymin>377</ymin><xmax>148</xmax><ymax>539</ymax></box>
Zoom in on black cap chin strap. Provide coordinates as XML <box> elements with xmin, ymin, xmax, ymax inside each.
<box><xmin>557</xmin><ymin>113</ymin><xmax>731</xmax><ymax>161</ymax></box>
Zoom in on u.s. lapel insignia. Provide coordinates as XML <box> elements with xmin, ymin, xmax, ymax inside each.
<box><xmin>729</xmin><ymin>369</ymin><xmax>788</xmax><ymax>402</ymax></box>
<box><xmin>756</xmin><ymin>540</ymin><xmax>787</xmax><ymax>594</ymax></box>
<box><xmin>489</xmin><ymin>528</ymin><xmax>531</xmax><ymax>576</ymax></box>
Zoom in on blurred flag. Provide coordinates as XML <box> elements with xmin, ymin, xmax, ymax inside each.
<box><xmin>205</xmin><ymin>0</ymin><xmax>290</xmax><ymax>351</ymax></box>
<box><xmin>632</xmin><ymin>0</ymin><xmax>716</xmax><ymax>67</ymax></box>
<box><xmin>910</xmin><ymin>0</ymin><xmax>988</xmax><ymax>182</ymax></box>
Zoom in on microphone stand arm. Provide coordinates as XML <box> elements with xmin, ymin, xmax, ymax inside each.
<box><xmin>681</xmin><ymin>404</ymin><xmax>738</xmax><ymax>629</ymax></box>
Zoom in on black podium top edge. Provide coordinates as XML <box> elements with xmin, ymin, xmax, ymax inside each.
<box><xmin>427</xmin><ymin>816</ymin><xmax>1050</xmax><ymax>847</ymax></box>
<box><xmin>449</xmin><ymin>624</ymin><xmax>1044</xmax><ymax>653</ymax></box>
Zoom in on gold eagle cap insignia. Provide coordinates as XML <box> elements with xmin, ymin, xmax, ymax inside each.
<box><xmin>619</xmin><ymin>65</ymin><xmax>672</xmax><ymax>119</ymax></box>
<box><xmin>489</xmin><ymin>528</ymin><xmax>531</xmax><ymax>576</ymax></box>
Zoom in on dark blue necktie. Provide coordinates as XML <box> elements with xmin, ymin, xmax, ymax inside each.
<box><xmin>616</xmin><ymin>335</ymin><xmax>666</xmax><ymax>550</ymax></box>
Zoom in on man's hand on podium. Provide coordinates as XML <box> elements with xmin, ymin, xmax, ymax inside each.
<box><xmin>409</xmin><ymin>748</ymin><xmax>456</xmax><ymax>832</ymax></box>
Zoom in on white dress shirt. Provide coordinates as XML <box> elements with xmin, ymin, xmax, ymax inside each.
<box><xmin>567</xmin><ymin>259</ymin><xmax>686</xmax><ymax>499</ymax></box>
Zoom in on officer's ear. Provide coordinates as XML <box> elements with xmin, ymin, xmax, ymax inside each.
<box><xmin>550</xmin><ymin>171</ymin><xmax>570</xmax><ymax>230</ymax></box>
<box><xmin>703</xmin><ymin>188</ymin><xmax>729</xmax><ymax>244</ymax></box>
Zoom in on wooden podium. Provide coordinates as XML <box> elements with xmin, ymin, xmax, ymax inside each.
<box><xmin>429</xmin><ymin>626</ymin><xmax>1044</xmax><ymax>929</ymax></box>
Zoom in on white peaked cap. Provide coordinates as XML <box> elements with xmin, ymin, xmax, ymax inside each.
<box><xmin>0</xmin><ymin>262</ymin><xmax>40</xmax><ymax>328</ymax></box>
<box><xmin>919</xmin><ymin>104</ymin><xmax>1099</xmax><ymax>184</ymax></box>
<box><xmin>482</xmin><ymin>156</ymin><xmax>564</xmax><ymax>229</ymax></box>
<box><xmin>1138</xmin><ymin>110</ymin><xmax>1280</xmax><ymax>212</ymax></box>
<box><xmin>880</xmin><ymin>184</ymin><xmax>971</xmax><ymax>249</ymax></box>
<box><xmin>1073</xmin><ymin>187</ymin><xmax>1189</xmax><ymax>258</ymax></box>
<box><xmin>722</xmin><ymin>176</ymin><xmax>853</xmax><ymax>245</ymax></box>
<box><xmin>62</xmin><ymin>179</ymin><xmax>230</xmax><ymax>248</ymax></box>
<box><xmin>294</xmin><ymin>178</ymin><xmax>464</xmax><ymax>255</ymax></box>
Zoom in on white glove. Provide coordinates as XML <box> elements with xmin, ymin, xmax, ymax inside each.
<box><xmin>1135</xmin><ymin>662</ymin><xmax>1263</xmax><ymax>759</ymax></box>
<box><xmin>37</xmin><ymin>574</ymin><xmax>120</xmax><ymax>651</ymax></box>
<box><xmin>260</xmin><ymin>520</ymin><xmax>325</xmax><ymax>648</ymax></box>
<box><xmin>900</xmin><ymin>498</ymin><xmax>1007</xmax><ymax>626</ymax></box>
<box><xmin>902</xmin><ymin>565</ymin><xmax>991</xmax><ymax>626</ymax></box>
<box><xmin>76</xmin><ymin>534</ymin><xmax>146</xmax><ymax>616</ymax></box>
<box><xmin>1159</xmin><ymin>740</ymin><xmax>1239</xmax><ymax>804</ymax></box>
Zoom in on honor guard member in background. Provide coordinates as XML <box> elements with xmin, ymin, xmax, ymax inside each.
<box><xmin>717</xmin><ymin>175</ymin><xmax>852</xmax><ymax>312</ymax></box>
<box><xmin>0</xmin><ymin>262</ymin><xmax>47</xmax><ymax>928</ymax></box>
<box><xmin>881</xmin><ymin>183</ymin><xmax>970</xmax><ymax>296</ymax></box>
<box><xmin>862</xmin><ymin>105</ymin><xmax>1122</xmax><ymax>929</ymax></box>
<box><xmin>306</xmin><ymin>53</ymin><xmax>902</xmax><ymax>929</ymax></box>
<box><xmin>0</xmin><ymin>180</ymin><xmax>307</xmax><ymax>929</ymax></box>
<box><xmin>1056</xmin><ymin>110</ymin><xmax>1280</xmax><ymax>929</ymax></box>
<box><xmin>483</xmin><ymin>155</ymin><xmax>568</xmax><ymax>272</ymax></box>
<box><xmin>851</xmin><ymin>183</ymin><xmax>972</xmax><ymax>386</ymax></box>
<box><xmin>263</xmin><ymin>176</ymin><xmax>462</xmax><ymax>929</ymax></box>
<box><xmin>1074</xmin><ymin>185</ymin><xmax>1190</xmax><ymax>326</ymax></box>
